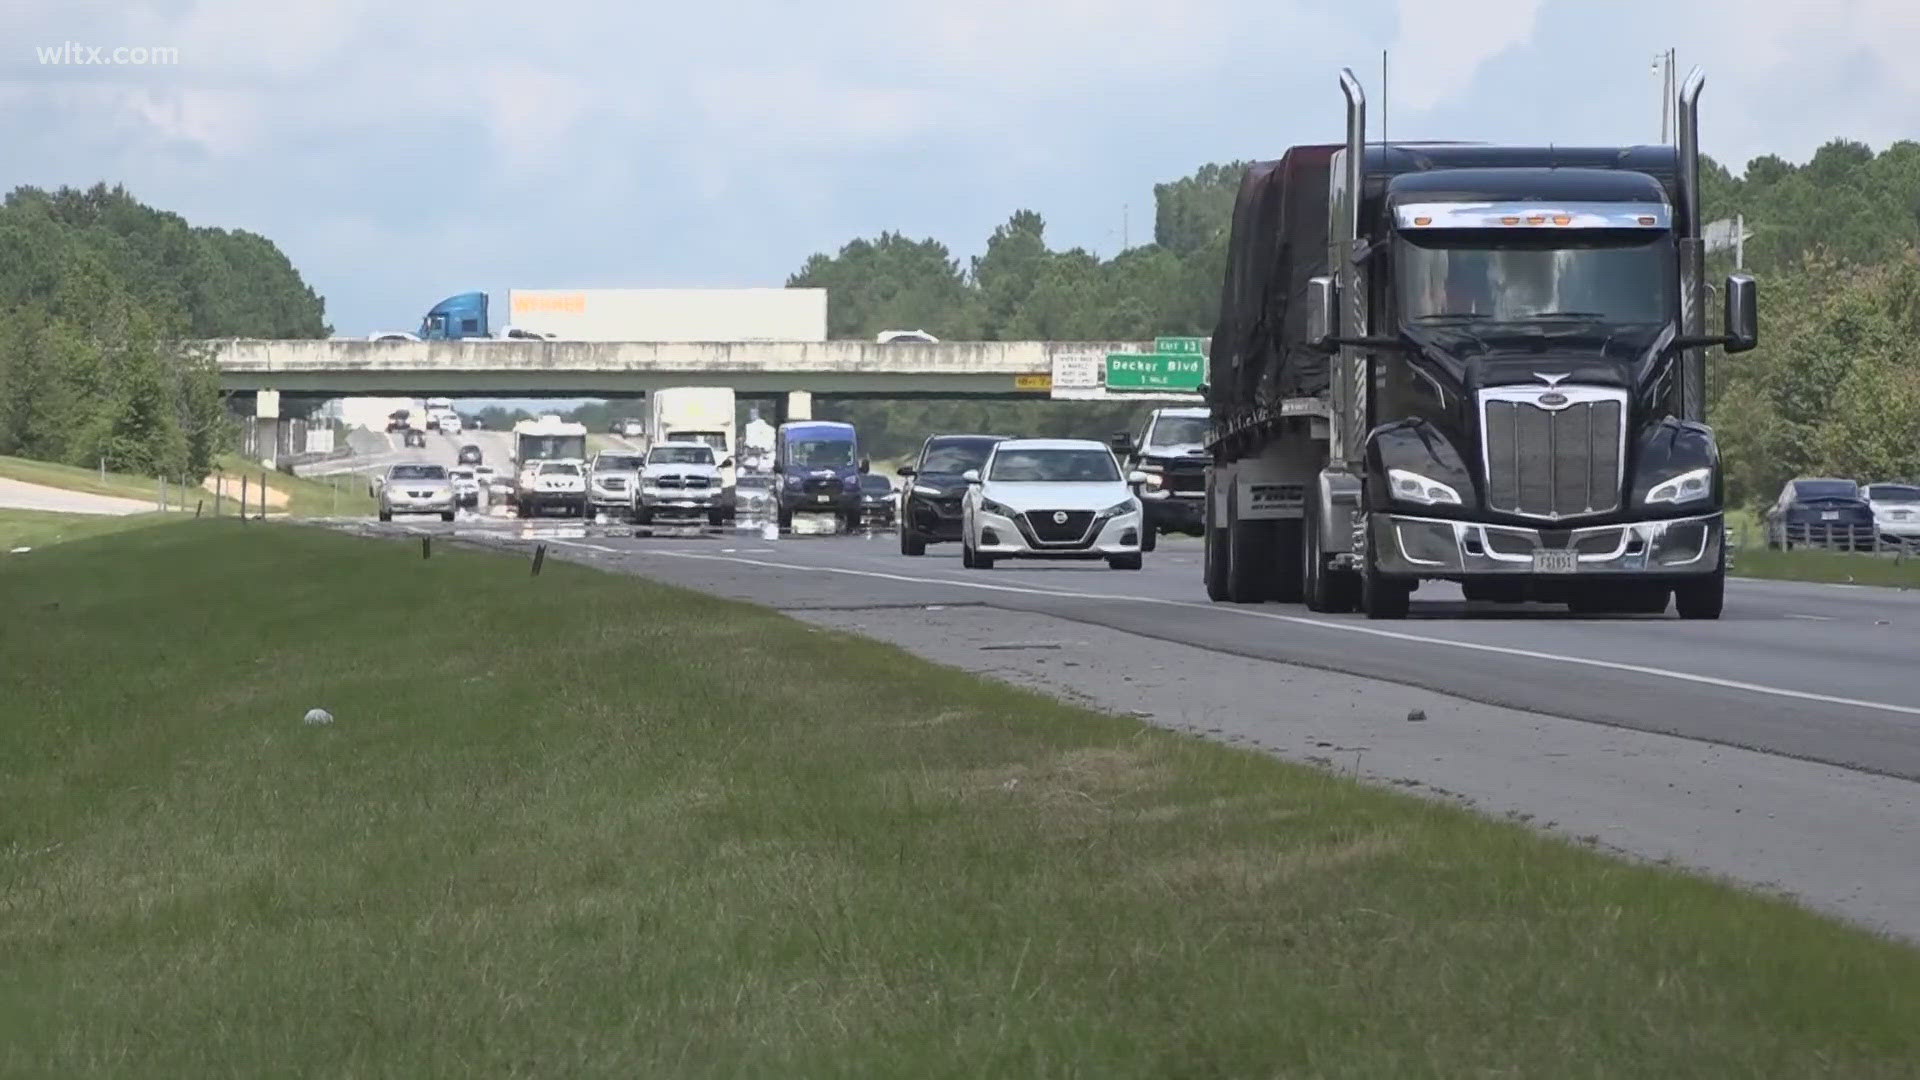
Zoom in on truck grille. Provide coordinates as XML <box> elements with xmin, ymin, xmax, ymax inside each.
<box><xmin>1164</xmin><ymin>463</ymin><xmax>1206</xmax><ymax>494</ymax></box>
<box><xmin>1481</xmin><ymin>389</ymin><xmax>1623</xmax><ymax>520</ymax></box>
<box><xmin>1021</xmin><ymin>510</ymin><xmax>1095</xmax><ymax>544</ymax></box>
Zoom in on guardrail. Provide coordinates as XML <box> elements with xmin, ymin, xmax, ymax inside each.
<box><xmin>1726</xmin><ymin>519</ymin><xmax>1920</xmax><ymax>559</ymax></box>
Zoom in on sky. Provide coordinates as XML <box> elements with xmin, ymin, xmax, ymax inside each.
<box><xmin>3</xmin><ymin>0</ymin><xmax>1917</xmax><ymax>338</ymax></box>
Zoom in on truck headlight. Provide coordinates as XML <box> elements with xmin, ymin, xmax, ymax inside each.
<box><xmin>1387</xmin><ymin>468</ymin><xmax>1463</xmax><ymax>507</ymax></box>
<box><xmin>1646</xmin><ymin>467</ymin><xmax>1712</xmax><ymax>506</ymax></box>
<box><xmin>1141</xmin><ymin>471</ymin><xmax>1164</xmax><ymax>491</ymax></box>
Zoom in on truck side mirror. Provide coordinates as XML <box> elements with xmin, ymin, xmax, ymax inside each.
<box><xmin>859</xmin><ymin>457</ymin><xmax>870</xmax><ymax>474</ymax></box>
<box><xmin>1723</xmin><ymin>273</ymin><xmax>1757</xmax><ymax>354</ymax></box>
<box><xmin>896</xmin><ymin>465</ymin><xmax>916</xmax><ymax>478</ymax></box>
<box><xmin>1306</xmin><ymin>275</ymin><xmax>1336</xmax><ymax>351</ymax></box>
<box><xmin>1109</xmin><ymin>431</ymin><xmax>1135</xmax><ymax>456</ymax></box>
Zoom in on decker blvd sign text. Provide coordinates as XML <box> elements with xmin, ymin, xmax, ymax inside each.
<box><xmin>1105</xmin><ymin>352</ymin><xmax>1203</xmax><ymax>390</ymax></box>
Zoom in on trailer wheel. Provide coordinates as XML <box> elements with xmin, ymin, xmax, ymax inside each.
<box><xmin>1203</xmin><ymin>521</ymin><xmax>1230</xmax><ymax>601</ymax></box>
<box><xmin>1224</xmin><ymin>494</ymin><xmax>1272</xmax><ymax>603</ymax></box>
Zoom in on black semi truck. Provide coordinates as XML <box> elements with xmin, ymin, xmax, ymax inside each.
<box><xmin>1202</xmin><ymin>66</ymin><xmax>1757</xmax><ymax>620</ymax></box>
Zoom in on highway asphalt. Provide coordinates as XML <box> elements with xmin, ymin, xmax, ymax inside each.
<box><xmin>0</xmin><ymin>477</ymin><xmax>159</xmax><ymax>515</ymax></box>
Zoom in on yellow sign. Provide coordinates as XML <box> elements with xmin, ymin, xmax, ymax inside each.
<box><xmin>1014</xmin><ymin>374</ymin><xmax>1052</xmax><ymax>390</ymax></box>
<box><xmin>513</xmin><ymin>292</ymin><xmax>586</xmax><ymax>314</ymax></box>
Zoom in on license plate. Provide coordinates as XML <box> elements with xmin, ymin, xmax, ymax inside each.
<box><xmin>815</xmin><ymin>495</ymin><xmax>830</xmax><ymax>503</ymax></box>
<box><xmin>1821</xmin><ymin>511</ymin><xmax>1839</xmax><ymax>521</ymax></box>
<box><xmin>1531</xmin><ymin>549</ymin><xmax>1578</xmax><ymax>574</ymax></box>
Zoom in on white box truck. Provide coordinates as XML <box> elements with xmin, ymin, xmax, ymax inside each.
<box><xmin>650</xmin><ymin>387</ymin><xmax>737</xmax><ymax>516</ymax></box>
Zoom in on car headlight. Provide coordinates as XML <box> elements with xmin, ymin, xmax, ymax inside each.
<box><xmin>911</xmin><ymin>483</ymin><xmax>946</xmax><ymax>497</ymax></box>
<box><xmin>1098</xmin><ymin>499</ymin><xmax>1137</xmax><ymax>518</ymax></box>
<box><xmin>979</xmin><ymin>497</ymin><xmax>1015</xmax><ymax>517</ymax></box>
<box><xmin>1645</xmin><ymin>467</ymin><xmax>1712</xmax><ymax>506</ymax></box>
<box><xmin>1142</xmin><ymin>472</ymin><xmax>1164</xmax><ymax>491</ymax></box>
<box><xmin>1387</xmin><ymin>468</ymin><xmax>1463</xmax><ymax>507</ymax></box>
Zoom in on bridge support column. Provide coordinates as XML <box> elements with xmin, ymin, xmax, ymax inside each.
<box><xmin>254</xmin><ymin>389</ymin><xmax>282</xmax><ymax>468</ymax></box>
<box><xmin>783</xmin><ymin>391</ymin><xmax>812</xmax><ymax>422</ymax></box>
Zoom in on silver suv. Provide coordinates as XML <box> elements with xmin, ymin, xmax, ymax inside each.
<box><xmin>375</xmin><ymin>463</ymin><xmax>455</xmax><ymax>522</ymax></box>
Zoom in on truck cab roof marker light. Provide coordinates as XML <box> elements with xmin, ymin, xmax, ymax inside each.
<box><xmin>1394</xmin><ymin>202</ymin><xmax>1671</xmax><ymax>230</ymax></box>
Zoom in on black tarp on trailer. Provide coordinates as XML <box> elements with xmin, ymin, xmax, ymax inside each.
<box><xmin>1208</xmin><ymin>145</ymin><xmax>1338</xmax><ymax>411</ymax></box>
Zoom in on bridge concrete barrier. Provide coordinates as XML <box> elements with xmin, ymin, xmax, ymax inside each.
<box><xmin>208</xmin><ymin>338</ymin><xmax>1151</xmax><ymax>398</ymax></box>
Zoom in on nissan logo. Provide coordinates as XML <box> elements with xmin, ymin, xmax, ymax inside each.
<box><xmin>1538</xmin><ymin>391</ymin><xmax>1569</xmax><ymax>407</ymax></box>
<box><xmin>1052</xmin><ymin>511</ymin><xmax>1068</xmax><ymax>524</ymax></box>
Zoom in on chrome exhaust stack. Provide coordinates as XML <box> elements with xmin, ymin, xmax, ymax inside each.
<box><xmin>1675</xmin><ymin>66</ymin><xmax>1707</xmax><ymax>421</ymax></box>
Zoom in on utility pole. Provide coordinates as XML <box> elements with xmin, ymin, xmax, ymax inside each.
<box><xmin>1381</xmin><ymin>49</ymin><xmax>1389</xmax><ymax>147</ymax></box>
<box><xmin>1653</xmin><ymin>48</ymin><xmax>1676</xmax><ymax>143</ymax></box>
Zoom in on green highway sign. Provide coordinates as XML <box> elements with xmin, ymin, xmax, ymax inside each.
<box><xmin>1154</xmin><ymin>336</ymin><xmax>1206</xmax><ymax>355</ymax></box>
<box><xmin>1106</xmin><ymin>352</ymin><xmax>1204</xmax><ymax>390</ymax></box>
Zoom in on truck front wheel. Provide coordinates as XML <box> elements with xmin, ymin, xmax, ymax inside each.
<box><xmin>1303</xmin><ymin>491</ymin><xmax>1358</xmax><ymax>613</ymax></box>
<box><xmin>1359</xmin><ymin>534</ymin><xmax>1412</xmax><ymax>619</ymax></box>
<box><xmin>1674</xmin><ymin>555</ymin><xmax>1725</xmax><ymax>620</ymax></box>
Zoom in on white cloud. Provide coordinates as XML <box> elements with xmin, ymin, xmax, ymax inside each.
<box><xmin>1388</xmin><ymin>0</ymin><xmax>1542</xmax><ymax>110</ymax></box>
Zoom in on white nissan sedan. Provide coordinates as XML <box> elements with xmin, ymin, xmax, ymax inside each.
<box><xmin>960</xmin><ymin>438</ymin><xmax>1148</xmax><ymax>570</ymax></box>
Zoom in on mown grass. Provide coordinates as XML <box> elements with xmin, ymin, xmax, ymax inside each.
<box><xmin>1732</xmin><ymin>546</ymin><xmax>1920</xmax><ymax>588</ymax></box>
<box><xmin>210</xmin><ymin>454</ymin><xmax>373</xmax><ymax>518</ymax></box>
<box><xmin>2</xmin><ymin>522</ymin><xmax>1917</xmax><ymax>1077</ymax></box>
<box><xmin>0</xmin><ymin>455</ymin><xmax>167</xmax><ymax>504</ymax></box>
<box><xmin>0</xmin><ymin>509</ymin><xmax>176</xmax><ymax>551</ymax></box>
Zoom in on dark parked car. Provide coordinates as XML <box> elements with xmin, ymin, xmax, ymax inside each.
<box><xmin>457</xmin><ymin>444</ymin><xmax>483</xmax><ymax>465</ymax></box>
<box><xmin>1765</xmin><ymin>478</ymin><xmax>1877</xmax><ymax>550</ymax></box>
<box><xmin>857</xmin><ymin>473</ymin><xmax>895</xmax><ymax>527</ymax></box>
<box><xmin>896</xmin><ymin>433</ymin><xmax>1012</xmax><ymax>555</ymax></box>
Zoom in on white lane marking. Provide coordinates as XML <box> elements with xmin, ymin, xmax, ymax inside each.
<box><xmin>547</xmin><ymin>539</ymin><xmax>626</xmax><ymax>554</ymax></box>
<box><xmin>1784</xmin><ymin>613</ymin><xmax>1836</xmax><ymax>622</ymax></box>
<box><xmin>604</xmin><ymin>547</ymin><xmax>1920</xmax><ymax>721</ymax></box>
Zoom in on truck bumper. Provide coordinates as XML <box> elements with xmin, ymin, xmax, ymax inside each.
<box><xmin>1371</xmin><ymin>511</ymin><xmax>1723</xmax><ymax>578</ymax></box>
<box><xmin>783</xmin><ymin>494</ymin><xmax>859</xmax><ymax>514</ymax></box>
<box><xmin>1141</xmin><ymin>493</ymin><xmax>1205</xmax><ymax>534</ymax></box>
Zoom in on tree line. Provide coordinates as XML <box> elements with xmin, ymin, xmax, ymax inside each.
<box><xmin>796</xmin><ymin>142</ymin><xmax>1920</xmax><ymax>503</ymax></box>
<box><xmin>0</xmin><ymin>184</ymin><xmax>328</xmax><ymax>480</ymax></box>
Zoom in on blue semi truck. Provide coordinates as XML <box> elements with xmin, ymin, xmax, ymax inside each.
<box><xmin>773</xmin><ymin>420</ymin><xmax>870</xmax><ymax>532</ymax></box>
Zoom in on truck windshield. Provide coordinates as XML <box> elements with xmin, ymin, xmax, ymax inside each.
<box><xmin>989</xmin><ymin>449</ymin><xmax>1121</xmax><ymax>483</ymax></box>
<box><xmin>649</xmin><ymin>446</ymin><xmax>715</xmax><ymax>465</ymax></box>
<box><xmin>789</xmin><ymin>438</ymin><xmax>855</xmax><ymax>468</ymax></box>
<box><xmin>518</xmin><ymin>435</ymin><xmax>585</xmax><ymax>460</ymax></box>
<box><xmin>1397</xmin><ymin>230</ymin><xmax>1673</xmax><ymax>326</ymax></box>
<box><xmin>595</xmin><ymin>455</ymin><xmax>644</xmax><ymax>471</ymax></box>
<box><xmin>1147</xmin><ymin>416</ymin><xmax>1209</xmax><ymax>448</ymax></box>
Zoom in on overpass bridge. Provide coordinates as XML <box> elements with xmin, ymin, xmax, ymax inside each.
<box><xmin>209</xmin><ymin>338</ymin><xmax>1166</xmax><ymax>418</ymax></box>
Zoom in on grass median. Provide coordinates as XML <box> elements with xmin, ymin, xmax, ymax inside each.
<box><xmin>0</xmin><ymin>508</ymin><xmax>175</xmax><ymax>551</ymax></box>
<box><xmin>3</xmin><ymin>523</ymin><xmax>1918</xmax><ymax>1077</ymax></box>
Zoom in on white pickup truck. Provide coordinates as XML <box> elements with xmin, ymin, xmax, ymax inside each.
<box><xmin>516</xmin><ymin>460</ymin><xmax>587</xmax><ymax>518</ymax></box>
<box><xmin>633</xmin><ymin>442</ymin><xmax>726</xmax><ymax>526</ymax></box>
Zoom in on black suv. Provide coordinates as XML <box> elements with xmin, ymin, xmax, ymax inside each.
<box><xmin>896</xmin><ymin>434</ymin><xmax>1011</xmax><ymax>555</ymax></box>
<box><xmin>458</xmin><ymin>444</ymin><xmax>482</xmax><ymax>465</ymax></box>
